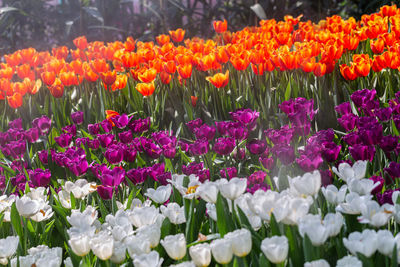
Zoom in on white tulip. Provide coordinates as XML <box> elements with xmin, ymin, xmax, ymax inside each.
<box><xmin>160</xmin><ymin>202</ymin><xmax>186</xmax><ymax>224</ymax></box>
<box><xmin>11</xmin><ymin>255</ymin><xmax>36</xmax><ymax>267</ymax></box>
<box><xmin>304</xmin><ymin>259</ymin><xmax>330</xmax><ymax>267</ymax></box>
<box><xmin>128</xmin><ymin>206</ymin><xmax>164</xmax><ymax>228</ymax></box>
<box><xmin>169</xmin><ymin>261</ymin><xmax>196</xmax><ymax>267</ymax></box>
<box><xmin>133</xmin><ymin>250</ymin><xmax>163</xmax><ymax>267</ymax></box>
<box><xmin>30</xmin><ymin>204</ymin><xmax>53</xmax><ymax>222</ymax></box>
<box><xmin>218</xmin><ymin>178</ymin><xmax>247</xmax><ymax>200</ymax></box>
<box><xmin>124</xmin><ymin>235</ymin><xmax>151</xmax><ymax>257</ymax></box>
<box><xmin>261</xmin><ymin>235</ymin><xmax>289</xmax><ymax>264</ymax></box>
<box><xmin>206</xmin><ymin>203</ymin><xmax>217</xmax><ymax>221</ymax></box>
<box><xmin>196</xmin><ymin>181</ymin><xmax>219</xmax><ymax>203</ymax></box>
<box><xmin>358</xmin><ymin>201</ymin><xmax>393</xmax><ymax>227</ymax></box>
<box><xmin>323</xmin><ymin>213</ymin><xmax>344</xmax><ymax>237</ymax></box>
<box><xmin>347</xmin><ymin>178</ymin><xmax>380</xmax><ymax>195</ymax></box>
<box><xmin>210</xmin><ymin>238</ymin><xmax>233</xmax><ymax>264</ymax></box>
<box><xmin>68</xmin><ymin>233</ymin><xmax>90</xmax><ymax>256</ymax></box>
<box><xmin>290</xmin><ymin>170</ymin><xmax>321</xmax><ymax>197</ymax></box>
<box><xmin>168</xmin><ymin>174</ymin><xmax>200</xmax><ymax>199</ymax></box>
<box><xmin>160</xmin><ymin>233</ymin><xmax>186</xmax><ymax>260</ymax></box>
<box><xmin>0</xmin><ymin>195</ymin><xmax>16</xmax><ymax>222</ymax></box>
<box><xmin>336</xmin><ymin>192</ymin><xmax>372</xmax><ymax>215</ymax></box>
<box><xmin>224</xmin><ymin>228</ymin><xmax>252</xmax><ymax>257</ymax></box>
<box><xmin>189</xmin><ymin>243</ymin><xmax>211</xmax><ymax>267</ymax></box>
<box><xmin>377</xmin><ymin>230</ymin><xmax>395</xmax><ymax>256</ymax></box>
<box><xmin>0</xmin><ymin>235</ymin><xmax>18</xmax><ymax>264</ymax></box>
<box><xmin>136</xmin><ymin>224</ymin><xmax>161</xmax><ymax>248</ymax></box>
<box><xmin>110</xmin><ymin>241</ymin><xmax>126</xmax><ymax>264</ymax></box>
<box><xmin>298</xmin><ymin>215</ymin><xmax>329</xmax><ymax>246</ymax></box>
<box><xmin>332</xmin><ymin>160</ymin><xmax>367</xmax><ymax>182</ymax></box>
<box><xmin>336</xmin><ymin>255</ymin><xmax>362</xmax><ymax>267</ymax></box>
<box><xmin>321</xmin><ymin>184</ymin><xmax>347</xmax><ymax>205</ymax></box>
<box><xmin>343</xmin><ymin>229</ymin><xmax>378</xmax><ymax>257</ymax></box>
<box><xmin>247</xmin><ymin>190</ymin><xmax>279</xmax><ymax>221</ymax></box>
<box><xmin>145</xmin><ymin>184</ymin><xmax>172</xmax><ymax>204</ymax></box>
<box><xmin>64</xmin><ymin>179</ymin><xmax>97</xmax><ymax>199</ymax></box>
<box><xmin>89</xmin><ymin>231</ymin><xmax>114</xmax><ymax>261</ymax></box>
<box><xmin>15</xmin><ymin>196</ymin><xmax>41</xmax><ymax>217</ymax></box>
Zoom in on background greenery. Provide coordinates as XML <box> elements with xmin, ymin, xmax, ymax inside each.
<box><xmin>0</xmin><ymin>0</ymin><xmax>395</xmax><ymax>54</ymax></box>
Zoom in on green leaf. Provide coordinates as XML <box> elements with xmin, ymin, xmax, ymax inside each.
<box><xmin>216</xmin><ymin>193</ymin><xmax>235</xmax><ymax>237</ymax></box>
<box><xmin>392</xmin><ymin>244</ymin><xmax>398</xmax><ymax>267</ymax></box>
<box><xmin>357</xmin><ymin>252</ymin><xmax>374</xmax><ymax>267</ymax></box>
<box><xmin>302</xmin><ymin>233</ymin><xmax>314</xmax><ymax>262</ymax></box>
<box><xmin>10</xmin><ymin>203</ymin><xmax>23</xmax><ymax>242</ymax></box>
<box><xmin>284</xmin><ymin>80</ymin><xmax>291</xmax><ymax>101</ymax></box>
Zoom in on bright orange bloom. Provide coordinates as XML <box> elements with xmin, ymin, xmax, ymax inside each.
<box><xmin>343</xmin><ymin>36</ymin><xmax>360</xmax><ymax>51</ymax></box>
<box><xmin>111</xmin><ymin>74</ymin><xmax>128</xmax><ymax>91</ymax></box>
<box><xmin>73</xmin><ymin>36</ymin><xmax>88</xmax><ymax>50</ymax></box>
<box><xmin>17</xmin><ymin>64</ymin><xmax>34</xmax><ymax>80</ymax></box>
<box><xmin>70</xmin><ymin>59</ymin><xmax>84</xmax><ymax>76</ymax></box>
<box><xmin>156</xmin><ymin>34</ymin><xmax>171</xmax><ymax>46</ymax></box>
<box><xmin>52</xmin><ymin>46</ymin><xmax>69</xmax><ymax>60</ymax></box>
<box><xmin>49</xmin><ymin>78</ymin><xmax>64</xmax><ymax>98</ymax></box>
<box><xmin>313</xmin><ymin>62</ymin><xmax>326</xmax><ymax>77</ymax></box>
<box><xmin>100</xmin><ymin>70</ymin><xmax>117</xmax><ymax>86</ymax></box>
<box><xmin>213</xmin><ymin>19</ymin><xmax>227</xmax><ymax>33</ymax></box>
<box><xmin>340</xmin><ymin>64</ymin><xmax>357</xmax><ymax>81</ymax></box>
<box><xmin>354</xmin><ymin>59</ymin><xmax>371</xmax><ymax>77</ymax></box>
<box><xmin>138</xmin><ymin>68</ymin><xmax>157</xmax><ymax>83</ymax></box>
<box><xmin>4</xmin><ymin>53</ymin><xmax>22</xmax><ymax>67</ymax></box>
<box><xmin>169</xmin><ymin>28</ymin><xmax>185</xmax><ymax>43</ymax></box>
<box><xmin>177</xmin><ymin>64</ymin><xmax>192</xmax><ymax>79</ymax></box>
<box><xmin>0</xmin><ymin>65</ymin><xmax>14</xmax><ymax>80</ymax></box>
<box><xmin>163</xmin><ymin>60</ymin><xmax>176</xmax><ymax>74</ymax></box>
<box><xmin>215</xmin><ymin>47</ymin><xmax>230</xmax><ymax>64</ymax></box>
<box><xmin>13</xmin><ymin>82</ymin><xmax>28</xmax><ymax>96</ymax></box>
<box><xmin>60</xmin><ymin>71</ymin><xmax>79</xmax><ymax>86</ymax></box>
<box><xmin>83</xmin><ymin>63</ymin><xmax>99</xmax><ymax>82</ymax></box>
<box><xmin>124</xmin><ymin>36</ymin><xmax>136</xmax><ymax>52</ymax></box>
<box><xmin>106</xmin><ymin>110</ymin><xmax>120</xmax><ymax>120</ymax></box>
<box><xmin>300</xmin><ymin>57</ymin><xmax>316</xmax><ymax>73</ymax></box>
<box><xmin>120</xmin><ymin>52</ymin><xmax>140</xmax><ymax>69</ymax></box>
<box><xmin>90</xmin><ymin>59</ymin><xmax>109</xmax><ymax>74</ymax></box>
<box><xmin>230</xmin><ymin>54</ymin><xmax>250</xmax><ymax>71</ymax></box>
<box><xmin>29</xmin><ymin>79</ymin><xmax>42</xmax><ymax>95</ymax></box>
<box><xmin>191</xmin><ymin>96</ymin><xmax>198</xmax><ymax>107</ymax></box>
<box><xmin>136</xmin><ymin>82</ymin><xmax>155</xmax><ymax>97</ymax></box>
<box><xmin>7</xmin><ymin>92</ymin><xmax>22</xmax><ymax>109</ymax></box>
<box><xmin>206</xmin><ymin>70</ymin><xmax>229</xmax><ymax>88</ymax></box>
<box><xmin>251</xmin><ymin>64</ymin><xmax>265</xmax><ymax>75</ymax></box>
<box><xmin>160</xmin><ymin>71</ymin><xmax>171</xmax><ymax>84</ymax></box>
<box><xmin>0</xmin><ymin>79</ymin><xmax>12</xmax><ymax>98</ymax></box>
<box><xmin>20</xmin><ymin>48</ymin><xmax>36</xmax><ymax>65</ymax></box>
<box><xmin>41</xmin><ymin>71</ymin><xmax>56</xmax><ymax>86</ymax></box>
<box><xmin>380</xmin><ymin>5</ymin><xmax>397</xmax><ymax>17</ymax></box>
<box><xmin>370</xmin><ymin>38</ymin><xmax>385</xmax><ymax>54</ymax></box>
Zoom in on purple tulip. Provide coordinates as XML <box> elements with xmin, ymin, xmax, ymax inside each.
<box><xmin>320</xmin><ymin>169</ymin><xmax>333</xmax><ymax>186</ymax></box>
<box><xmin>233</xmin><ymin>148</ymin><xmax>246</xmax><ymax>161</ymax></box>
<box><xmin>377</xmin><ymin>189</ymin><xmax>397</xmax><ymax>205</ymax></box>
<box><xmin>248</xmin><ymin>171</ymin><xmax>267</xmax><ymax>185</ymax></box>
<box><xmin>100</xmin><ymin>119</ymin><xmax>113</xmax><ymax>133</ymax></box>
<box><xmin>189</xmin><ymin>139</ymin><xmax>209</xmax><ymax>156</ymax></box>
<box><xmin>247</xmin><ymin>183</ymin><xmax>269</xmax><ymax>194</ymax></box>
<box><xmin>186</xmin><ymin>118</ymin><xmax>203</xmax><ymax>133</ymax></box>
<box><xmin>126</xmin><ymin>168</ymin><xmax>147</xmax><ymax>184</ymax></box>
<box><xmin>62</xmin><ymin>124</ymin><xmax>77</xmax><ymax>136</ymax></box>
<box><xmin>321</xmin><ymin>142</ymin><xmax>341</xmax><ymax>162</ymax></box>
<box><xmin>379</xmin><ymin>135</ymin><xmax>398</xmax><ymax>153</ymax></box>
<box><xmin>343</xmin><ymin>132</ymin><xmax>362</xmax><ymax>146</ymax></box>
<box><xmin>195</xmin><ymin>124</ymin><xmax>216</xmax><ymax>140</ymax></box>
<box><xmin>296</xmin><ymin>153</ymin><xmax>323</xmax><ymax>172</ymax></box>
<box><xmin>129</xmin><ymin>117</ymin><xmax>151</xmax><ymax>133</ymax></box>
<box><xmin>8</xmin><ymin>118</ymin><xmax>23</xmax><ymax>130</ymax></box>
<box><xmin>68</xmin><ymin>158</ymin><xmax>88</xmax><ymax>177</ymax></box>
<box><xmin>178</xmin><ymin>140</ymin><xmax>189</xmax><ymax>152</ymax></box>
<box><xmin>25</xmin><ymin>127</ymin><xmax>39</xmax><ymax>143</ymax></box>
<box><xmin>197</xmin><ymin>169</ymin><xmax>210</xmax><ymax>182</ymax></box>
<box><xmin>123</xmin><ymin>146</ymin><xmax>137</xmax><ymax>162</ymax></box>
<box><xmin>358</xmin><ymin>124</ymin><xmax>383</xmax><ymax>145</ymax></box>
<box><xmin>88</xmin><ymin>139</ymin><xmax>100</xmax><ymax>150</ymax></box>
<box><xmin>100</xmin><ymin>166</ymin><xmax>125</xmax><ymax>187</ymax></box>
<box><xmin>163</xmin><ymin>145</ymin><xmax>176</xmax><ymax>159</ymax></box>
<box><xmin>214</xmin><ymin>137</ymin><xmax>235</xmax><ymax>155</ymax></box>
<box><xmin>143</xmin><ymin>142</ymin><xmax>162</xmax><ymax>159</ymax></box>
<box><xmin>111</xmin><ymin>114</ymin><xmax>129</xmax><ymax>129</ymax></box>
<box><xmin>71</xmin><ymin>111</ymin><xmax>84</xmax><ymax>125</ymax></box>
<box><xmin>370</xmin><ymin>175</ymin><xmax>384</xmax><ymax>194</ymax></box>
<box><xmin>55</xmin><ymin>133</ymin><xmax>73</xmax><ymax>148</ymax></box>
<box><xmin>271</xmin><ymin>144</ymin><xmax>295</xmax><ymax>165</ymax></box>
<box><xmin>334</xmin><ymin>102</ymin><xmax>351</xmax><ymax>116</ymax></box>
<box><xmin>32</xmin><ymin>116</ymin><xmax>51</xmax><ymax>135</ymax></box>
<box><xmin>265</xmin><ymin>125</ymin><xmax>294</xmax><ymax>145</ymax></box>
<box><xmin>97</xmin><ymin>134</ymin><xmax>114</xmax><ymax>148</ymax></box>
<box><xmin>246</xmin><ymin>139</ymin><xmax>267</xmax><ymax>155</ymax></box>
<box><xmin>227</xmin><ymin>122</ymin><xmax>248</xmax><ymax>140</ymax></box>
<box><xmin>215</xmin><ymin>121</ymin><xmax>230</xmax><ymax>135</ymax></box>
<box><xmin>350</xmin><ymin>89</ymin><xmax>376</xmax><ymax>108</ymax></box>
<box><xmin>88</xmin><ymin>123</ymin><xmax>100</xmax><ymax>135</ymax></box>
<box><xmin>337</xmin><ymin>114</ymin><xmax>357</xmax><ymax>132</ymax></box>
<box><xmin>97</xmin><ymin>186</ymin><xmax>114</xmax><ymax>200</ymax></box>
<box><xmin>220</xmin><ymin>167</ymin><xmax>237</xmax><ymax>179</ymax></box>
<box><xmin>384</xmin><ymin>162</ymin><xmax>400</xmax><ymax>179</ymax></box>
<box><xmin>38</xmin><ymin>150</ymin><xmax>49</xmax><ymax>165</ymax></box>
<box><xmin>182</xmin><ymin>162</ymin><xmax>204</xmax><ymax>176</ymax></box>
<box><xmin>119</xmin><ymin>131</ymin><xmax>133</xmax><ymax>144</ymax></box>
<box><xmin>104</xmin><ymin>145</ymin><xmax>124</xmax><ymax>164</ymax></box>
<box><xmin>259</xmin><ymin>156</ymin><xmax>274</xmax><ymax>170</ymax></box>
<box><xmin>229</xmin><ymin>109</ymin><xmax>259</xmax><ymax>130</ymax></box>
<box><xmin>349</xmin><ymin>144</ymin><xmax>375</xmax><ymax>161</ymax></box>
<box><xmin>375</xmin><ymin>107</ymin><xmax>392</xmax><ymax>122</ymax></box>
<box><xmin>30</xmin><ymin>169</ymin><xmax>51</xmax><ymax>187</ymax></box>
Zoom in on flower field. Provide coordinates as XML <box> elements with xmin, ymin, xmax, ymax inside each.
<box><xmin>1</xmin><ymin>3</ymin><xmax>400</xmax><ymax>267</ymax></box>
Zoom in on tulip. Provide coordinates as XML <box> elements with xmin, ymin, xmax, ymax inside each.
<box><xmin>304</xmin><ymin>259</ymin><xmax>330</xmax><ymax>267</ymax></box>
<box><xmin>89</xmin><ymin>231</ymin><xmax>114</xmax><ymax>261</ymax></box>
<box><xmin>343</xmin><ymin>229</ymin><xmax>378</xmax><ymax>257</ymax></box>
<box><xmin>196</xmin><ymin>181</ymin><xmax>219</xmax><ymax>203</ymax></box>
<box><xmin>0</xmin><ymin>236</ymin><xmax>19</xmax><ymax>264</ymax></box>
<box><xmin>321</xmin><ymin>184</ymin><xmax>347</xmax><ymax>205</ymax></box>
<box><xmin>189</xmin><ymin>243</ymin><xmax>211</xmax><ymax>267</ymax></box>
<box><xmin>261</xmin><ymin>236</ymin><xmax>289</xmax><ymax>264</ymax></box>
<box><xmin>206</xmin><ymin>70</ymin><xmax>229</xmax><ymax>88</ymax></box>
<box><xmin>133</xmin><ymin>251</ymin><xmax>163</xmax><ymax>267</ymax></box>
<box><xmin>69</xmin><ymin>234</ymin><xmax>90</xmax><ymax>256</ymax></box>
<box><xmin>160</xmin><ymin>233</ymin><xmax>186</xmax><ymax>260</ymax></box>
<box><xmin>218</xmin><ymin>178</ymin><xmax>247</xmax><ymax>200</ymax></box>
<box><xmin>136</xmin><ymin>224</ymin><xmax>161</xmax><ymax>248</ymax></box>
<box><xmin>336</xmin><ymin>255</ymin><xmax>362</xmax><ymax>267</ymax></box>
<box><xmin>160</xmin><ymin>202</ymin><xmax>186</xmax><ymax>224</ymax></box>
<box><xmin>124</xmin><ymin>235</ymin><xmax>151</xmax><ymax>257</ymax></box>
<box><xmin>213</xmin><ymin>19</ymin><xmax>227</xmax><ymax>33</ymax></box>
<box><xmin>224</xmin><ymin>228</ymin><xmax>252</xmax><ymax>257</ymax></box>
<box><xmin>290</xmin><ymin>170</ymin><xmax>321</xmax><ymax>197</ymax></box>
<box><xmin>210</xmin><ymin>238</ymin><xmax>233</xmax><ymax>264</ymax></box>
<box><xmin>332</xmin><ymin>160</ymin><xmax>367</xmax><ymax>182</ymax></box>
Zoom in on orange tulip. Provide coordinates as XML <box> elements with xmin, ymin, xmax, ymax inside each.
<box><xmin>17</xmin><ymin>64</ymin><xmax>34</xmax><ymax>80</ymax></box>
<box><xmin>73</xmin><ymin>36</ymin><xmax>88</xmax><ymax>50</ymax></box>
<box><xmin>70</xmin><ymin>59</ymin><xmax>84</xmax><ymax>76</ymax></box>
<box><xmin>215</xmin><ymin>47</ymin><xmax>230</xmax><ymax>64</ymax></box>
<box><xmin>230</xmin><ymin>54</ymin><xmax>250</xmax><ymax>71</ymax></box>
<box><xmin>0</xmin><ymin>79</ymin><xmax>12</xmax><ymax>98</ymax></box>
<box><xmin>120</xmin><ymin>52</ymin><xmax>140</xmax><ymax>69</ymax></box>
<box><xmin>136</xmin><ymin>82</ymin><xmax>155</xmax><ymax>97</ymax></box>
<box><xmin>138</xmin><ymin>68</ymin><xmax>157</xmax><ymax>83</ymax></box>
<box><xmin>340</xmin><ymin>64</ymin><xmax>357</xmax><ymax>81</ymax></box>
<box><xmin>52</xmin><ymin>46</ymin><xmax>69</xmax><ymax>60</ymax></box>
<box><xmin>49</xmin><ymin>78</ymin><xmax>64</xmax><ymax>98</ymax></box>
<box><xmin>370</xmin><ymin>38</ymin><xmax>385</xmax><ymax>54</ymax></box>
<box><xmin>111</xmin><ymin>74</ymin><xmax>128</xmax><ymax>91</ymax></box>
<box><xmin>251</xmin><ymin>63</ymin><xmax>265</xmax><ymax>76</ymax></box>
<box><xmin>106</xmin><ymin>110</ymin><xmax>120</xmax><ymax>120</ymax></box>
<box><xmin>124</xmin><ymin>36</ymin><xmax>136</xmax><ymax>52</ymax></box>
<box><xmin>0</xmin><ymin>65</ymin><xmax>14</xmax><ymax>80</ymax></box>
<box><xmin>169</xmin><ymin>28</ymin><xmax>185</xmax><ymax>43</ymax></box>
<box><xmin>90</xmin><ymin>59</ymin><xmax>109</xmax><ymax>74</ymax></box>
<box><xmin>177</xmin><ymin>64</ymin><xmax>192</xmax><ymax>79</ymax></box>
<box><xmin>7</xmin><ymin>92</ymin><xmax>23</xmax><ymax>109</ymax></box>
<box><xmin>300</xmin><ymin>57</ymin><xmax>316</xmax><ymax>73</ymax></box>
<box><xmin>191</xmin><ymin>96</ymin><xmax>198</xmax><ymax>107</ymax></box>
<box><xmin>13</xmin><ymin>82</ymin><xmax>28</xmax><ymax>96</ymax></box>
<box><xmin>213</xmin><ymin>19</ymin><xmax>227</xmax><ymax>33</ymax></box>
<box><xmin>41</xmin><ymin>71</ymin><xmax>56</xmax><ymax>86</ymax></box>
<box><xmin>29</xmin><ymin>79</ymin><xmax>42</xmax><ymax>95</ymax></box>
<box><xmin>354</xmin><ymin>61</ymin><xmax>371</xmax><ymax>77</ymax></box>
<box><xmin>163</xmin><ymin>60</ymin><xmax>176</xmax><ymax>74</ymax></box>
<box><xmin>20</xmin><ymin>48</ymin><xmax>36</xmax><ymax>65</ymax></box>
<box><xmin>83</xmin><ymin>63</ymin><xmax>99</xmax><ymax>82</ymax></box>
<box><xmin>313</xmin><ymin>62</ymin><xmax>326</xmax><ymax>77</ymax></box>
<box><xmin>4</xmin><ymin>53</ymin><xmax>22</xmax><ymax>67</ymax></box>
<box><xmin>206</xmin><ymin>70</ymin><xmax>229</xmax><ymax>88</ymax></box>
<box><xmin>160</xmin><ymin>71</ymin><xmax>171</xmax><ymax>84</ymax></box>
<box><xmin>60</xmin><ymin>71</ymin><xmax>79</xmax><ymax>86</ymax></box>
<box><xmin>156</xmin><ymin>34</ymin><xmax>171</xmax><ymax>46</ymax></box>
<box><xmin>100</xmin><ymin>70</ymin><xmax>117</xmax><ymax>86</ymax></box>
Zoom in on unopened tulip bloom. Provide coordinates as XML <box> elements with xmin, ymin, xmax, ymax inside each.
<box><xmin>343</xmin><ymin>229</ymin><xmax>378</xmax><ymax>257</ymax></box>
<box><xmin>321</xmin><ymin>184</ymin><xmax>347</xmax><ymax>205</ymax></box>
<box><xmin>145</xmin><ymin>184</ymin><xmax>172</xmax><ymax>204</ymax></box>
<box><xmin>218</xmin><ymin>178</ymin><xmax>247</xmax><ymax>200</ymax></box>
<box><xmin>160</xmin><ymin>202</ymin><xmax>186</xmax><ymax>224</ymax></box>
<box><xmin>290</xmin><ymin>170</ymin><xmax>321</xmax><ymax>197</ymax></box>
<box><xmin>136</xmin><ymin>224</ymin><xmax>161</xmax><ymax>248</ymax></box>
<box><xmin>336</xmin><ymin>255</ymin><xmax>362</xmax><ymax>267</ymax></box>
<box><xmin>304</xmin><ymin>259</ymin><xmax>330</xmax><ymax>267</ymax></box>
<box><xmin>196</xmin><ymin>181</ymin><xmax>219</xmax><ymax>203</ymax></box>
<box><xmin>225</xmin><ymin>228</ymin><xmax>252</xmax><ymax>257</ymax></box>
<box><xmin>323</xmin><ymin>212</ymin><xmax>344</xmax><ymax>237</ymax></box>
<box><xmin>124</xmin><ymin>235</ymin><xmax>151</xmax><ymax>257</ymax></box>
<box><xmin>261</xmin><ymin>236</ymin><xmax>289</xmax><ymax>264</ymax></box>
<box><xmin>298</xmin><ymin>215</ymin><xmax>329</xmax><ymax>246</ymax></box>
<box><xmin>332</xmin><ymin>160</ymin><xmax>367</xmax><ymax>182</ymax></box>
<box><xmin>128</xmin><ymin>206</ymin><xmax>164</xmax><ymax>228</ymax></box>
<box><xmin>160</xmin><ymin>233</ymin><xmax>186</xmax><ymax>260</ymax></box>
<box><xmin>89</xmin><ymin>231</ymin><xmax>114</xmax><ymax>261</ymax></box>
<box><xmin>69</xmin><ymin>234</ymin><xmax>90</xmax><ymax>256</ymax></box>
<box><xmin>133</xmin><ymin>250</ymin><xmax>163</xmax><ymax>267</ymax></box>
<box><xmin>210</xmin><ymin>238</ymin><xmax>233</xmax><ymax>264</ymax></box>
<box><xmin>0</xmin><ymin>236</ymin><xmax>19</xmax><ymax>265</ymax></box>
<box><xmin>376</xmin><ymin>230</ymin><xmax>395</xmax><ymax>256</ymax></box>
